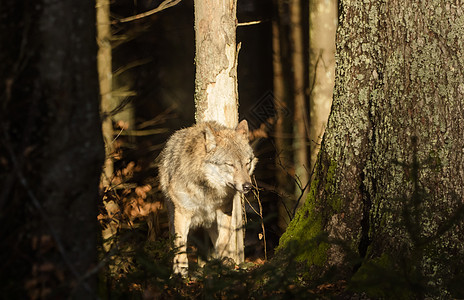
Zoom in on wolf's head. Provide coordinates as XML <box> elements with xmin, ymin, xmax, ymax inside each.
<box><xmin>203</xmin><ymin>120</ymin><xmax>257</xmax><ymax>194</ymax></box>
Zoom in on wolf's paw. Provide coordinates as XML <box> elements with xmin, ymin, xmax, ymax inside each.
<box><xmin>173</xmin><ymin>261</ymin><xmax>188</xmax><ymax>278</ymax></box>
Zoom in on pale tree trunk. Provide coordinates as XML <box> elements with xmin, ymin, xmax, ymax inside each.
<box><xmin>279</xmin><ymin>0</ymin><xmax>464</xmax><ymax>297</ymax></box>
<box><xmin>194</xmin><ymin>0</ymin><xmax>238</xmax><ymax>127</ymax></box>
<box><xmin>308</xmin><ymin>0</ymin><xmax>337</xmax><ymax>171</ymax></box>
<box><xmin>289</xmin><ymin>0</ymin><xmax>309</xmax><ymax>202</ymax></box>
<box><xmin>273</xmin><ymin>0</ymin><xmax>310</xmax><ymax>232</ymax></box>
<box><xmin>97</xmin><ymin>0</ymin><xmax>137</xmax><ymax>189</ymax></box>
<box><xmin>97</xmin><ymin>0</ymin><xmax>114</xmax><ymax>188</ymax></box>
<box><xmin>193</xmin><ymin>0</ymin><xmax>243</xmax><ymax>264</ymax></box>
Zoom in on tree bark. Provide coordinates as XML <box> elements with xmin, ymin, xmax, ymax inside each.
<box><xmin>194</xmin><ymin>0</ymin><xmax>239</xmax><ymax>128</ymax></box>
<box><xmin>273</xmin><ymin>0</ymin><xmax>311</xmax><ymax>232</ymax></box>
<box><xmin>193</xmin><ymin>0</ymin><xmax>244</xmax><ymax>264</ymax></box>
<box><xmin>97</xmin><ymin>0</ymin><xmax>115</xmax><ymax>188</ymax></box>
<box><xmin>279</xmin><ymin>0</ymin><xmax>464</xmax><ymax>296</ymax></box>
<box><xmin>308</xmin><ymin>0</ymin><xmax>337</xmax><ymax>171</ymax></box>
<box><xmin>0</xmin><ymin>0</ymin><xmax>104</xmax><ymax>298</ymax></box>
<box><xmin>289</xmin><ymin>0</ymin><xmax>309</xmax><ymax>200</ymax></box>
<box><xmin>273</xmin><ymin>0</ymin><xmax>295</xmax><ymax>232</ymax></box>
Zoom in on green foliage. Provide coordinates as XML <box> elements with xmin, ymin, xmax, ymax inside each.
<box><xmin>101</xmin><ymin>233</ymin><xmax>329</xmax><ymax>299</ymax></box>
<box><xmin>100</xmin><ymin>228</ymin><xmax>176</xmax><ymax>299</ymax></box>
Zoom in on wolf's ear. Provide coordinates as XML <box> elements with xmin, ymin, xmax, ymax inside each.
<box><xmin>236</xmin><ymin>120</ymin><xmax>249</xmax><ymax>139</ymax></box>
<box><xmin>204</xmin><ymin>125</ymin><xmax>216</xmax><ymax>152</ymax></box>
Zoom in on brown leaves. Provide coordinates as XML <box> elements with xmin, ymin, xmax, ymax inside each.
<box><xmin>125</xmin><ymin>185</ymin><xmax>162</xmax><ymax>219</ymax></box>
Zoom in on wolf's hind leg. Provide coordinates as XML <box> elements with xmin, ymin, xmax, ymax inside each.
<box><xmin>172</xmin><ymin>210</ymin><xmax>190</xmax><ymax>277</ymax></box>
<box><xmin>206</xmin><ymin>225</ymin><xmax>219</xmax><ymax>259</ymax></box>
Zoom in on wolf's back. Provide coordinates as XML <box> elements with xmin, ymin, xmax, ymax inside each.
<box><xmin>158</xmin><ymin>124</ymin><xmax>206</xmax><ymax>195</ymax></box>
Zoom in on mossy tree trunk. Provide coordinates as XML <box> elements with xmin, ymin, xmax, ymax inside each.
<box><xmin>279</xmin><ymin>0</ymin><xmax>464</xmax><ymax>296</ymax></box>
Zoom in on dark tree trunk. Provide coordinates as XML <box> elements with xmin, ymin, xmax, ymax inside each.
<box><xmin>0</xmin><ymin>1</ymin><xmax>104</xmax><ymax>298</ymax></box>
<box><xmin>278</xmin><ymin>0</ymin><xmax>464</xmax><ymax>297</ymax></box>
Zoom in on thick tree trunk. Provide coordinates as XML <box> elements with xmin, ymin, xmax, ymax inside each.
<box><xmin>0</xmin><ymin>1</ymin><xmax>104</xmax><ymax>298</ymax></box>
<box><xmin>193</xmin><ymin>0</ymin><xmax>244</xmax><ymax>264</ymax></box>
<box><xmin>279</xmin><ymin>0</ymin><xmax>464</xmax><ymax>296</ymax></box>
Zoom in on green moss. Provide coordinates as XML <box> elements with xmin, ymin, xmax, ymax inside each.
<box><xmin>277</xmin><ymin>157</ymin><xmax>341</xmax><ymax>269</ymax></box>
<box><xmin>277</xmin><ymin>177</ymin><xmax>328</xmax><ymax>265</ymax></box>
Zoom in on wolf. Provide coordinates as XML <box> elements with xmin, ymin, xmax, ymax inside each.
<box><xmin>158</xmin><ymin>120</ymin><xmax>257</xmax><ymax>276</ymax></box>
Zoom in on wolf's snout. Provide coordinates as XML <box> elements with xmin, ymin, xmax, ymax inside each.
<box><xmin>242</xmin><ymin>182</ymin><xmax>252</xmax><ymax>193</ymax></box>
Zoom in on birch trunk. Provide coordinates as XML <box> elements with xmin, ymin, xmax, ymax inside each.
<box><xmin>97</xmin><ymin>0</ymin><xmax>114</xmax><ymax>188</ymax></box>
<box><xmin>194</xmin><ymin>0</ymin><xmax>238</xmax><ymax>127</ymax></box>
<box><xmin>193</xmin><ymin>0</ymin><xmax>243</xmax><ymax>264</ymax></box>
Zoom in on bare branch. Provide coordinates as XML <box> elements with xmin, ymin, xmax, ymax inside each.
<box><xmin>244</xmin><ymin>177</ymin><xmax>267</xmax><ymax>261</ymax></box>
<box><xmin>115</xmin><ymin>0</ymin><xmax>182</xmax><ymax>24</ymax></box>
<box><xmin>237</xmin><ymin>19</ymin><xmax>269</xmax><ymax>27</ymax></box>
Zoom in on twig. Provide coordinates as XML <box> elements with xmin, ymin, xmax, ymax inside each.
<box><xmin>118</xmin><ymin>128</ymin><xmax>170</xmax><ymax>136</ymax></box>
<box><xmin>291</xmin><ymin>177</ymin><xmax>311</xmax><ymax>218</ymax></box>
<box><xmin>254</xmin><ymin>177</ymin><xmax>267</xmax><ymax>261</ymax></box>
<box><xmin>291</xmin><ymin>162</ymin><xmax>316</xmax><ymax>218</ymax></box>
<box><xmin>274</xmin><ymin>152</ymin><xmax>305</xmax><ymax>220</ymax></box>
<box><xmin>245</xmin><ymin>177</ymin><xmax>267</xmax><ymax>261</ymax></box>
<box><xmin>113</xmin><ymin>58</ymin><xmax>152</xmax><ymax>77</ymax></box>
<box><xmin>256</xmin><ymin>180</ymin><xmax>293</xmax><ymax>201</ymax></box>
<box><xmin>112</xmin><ymin>127</ymin><xmax>125</xmax><ymax>143</ymax></box>
<box><xmin>137</xmin><ymin>106</ymin><xmax>176</xmax><ymax>129</ymax></box>
<box><xmin>237</xmin><ymin>20</ymin><xmax>263</xmax><ymax>27</ymax></box>
<box><xmin>115</xmin><ymin>0</ymin><xmax>182</xmax><ymax>23</ymax></box>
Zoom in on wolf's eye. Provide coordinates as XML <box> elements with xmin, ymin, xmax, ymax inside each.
<box><xmin>225</xmin><ymin>162</ymin><xmax>235</xmax><ymax>168</ymax></box>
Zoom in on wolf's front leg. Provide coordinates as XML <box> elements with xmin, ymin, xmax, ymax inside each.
<box><xmin>172</xmin><ymin>210</ymin><xmax>190</xmax><ymax>277</ymax></box>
